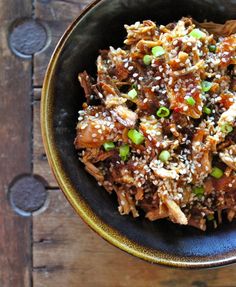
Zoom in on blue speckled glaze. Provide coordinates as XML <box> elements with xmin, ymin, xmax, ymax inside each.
<box><xmin>43</xmin><ymin>0</ymin><xmax>236</xmax><ymax>267</ymax></box>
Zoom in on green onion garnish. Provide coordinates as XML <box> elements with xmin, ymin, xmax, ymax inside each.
<box><xmin>119</xmin><ymin>144</ymin><xmax>130</xmax><ymax>161</ymax></box>
<box><xmin>128</xmin><ymin>129</ymin><xmax>145</xmax><ymax>145</ymax></box>
<box><xmin>201</xmin><ymin>81</ymin><xmax>213</xmax><ymax>92</ymax></box>
<box><xmin>127</xmin><ymin>88</ymin><xmax>138</xmax><ymax>99</ymax></box>
<box><xmin>103</xmin><ymin>142</ymin><xmax>115</xmax><ymax>151</ymax></box>
<box><xmin>159</xmin><ymin>150</ymin><xmax>171</xmax><ymax>163</ymax></box>
<box><xmin>152</xmin><ymin>46</ymin><xmax>165</xmax><ymax>57</ymax></box>
<box><xmin>131</xmin><ymin>83</ymin><xmax>138</xmax><ymax>90</ymax></box>
<box><xmin>207</xmin><ymin>214</ymin><xmax>214</xmax><ymax>221</ymax></box>
<box><xmin>189</xmin><ymin>28</ymin><xmax>206</xmax><ymax>39</ymax></box>
<box><xmin>143</xmin><ymin>55</ymin><xmax>152</xmax><ymax>65</ymax></box>
<box><xmin>211</xmin><ymin>167</ymin><xmax>224</xmax><ymax>179</ymax></box>
<box><xmin>193</xmin><ymin>186</ymin><xmax>204</xmax><ymax>196</ymax></box>
<box><xmin>208</xmin><ymin>45</ymin><xmax>216</xmax><ymax>53</ymax></box>
<box><xmin>203</xmin><ymin>106</ymin><xmax>212</xmax><ymax>115</ymax></box>
<box><xmin>156</xmin><ymin>107</ymin><xmax>170</xmax><ymax>118</ymax></box>
<box><xmin>221</xmin><ymin>123</ymin><xmax>233</xmax><ymax>134</ymax></box>
<box><xmin>186</xmin><ymin>96</ymin><xmax>196</xmax><ymax>106</ymax></box>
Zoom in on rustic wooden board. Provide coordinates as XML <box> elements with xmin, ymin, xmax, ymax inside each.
<box><xmin>34</xmin><ymin>0</ymin><xmax>83</xmax><ymax>86</ymax></box>
<box><xmin>33</xmin><ymin>190</ymin><xmax>236</xmax><ymax>287</ymax></box>
<box><xmin>33</xmin><ymin>97</ymin><xmax>58</xmax><ymax>187</ymax></box>
<box><xmin>33</xmin><ymin>0</ymin><xmax>95</xmax><ymax>86</ymax></box>
<box><xmin>0</xmin><ymin>1</ymin><xmax>32</xmax><ymax>286</ymax></box>
<box><xmin>31</xmin><ymin>1</ymin><xmax>236</xmax><ymax>286</ymax></box>
<box><xmin>1</xmin><ymin>0</ymin><xmax>236</xmax><ymax>286</ymax></box>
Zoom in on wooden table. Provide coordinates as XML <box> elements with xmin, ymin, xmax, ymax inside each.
<box><xmin>1</xmin><ymin>1</ymin><xmax>236</xmax><ymax>286</ymax></box>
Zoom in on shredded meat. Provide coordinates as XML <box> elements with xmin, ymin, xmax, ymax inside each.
<box><xmin>111</xmin><ymin>106</ymin><xmax>138</xmax><ymax>128</ymax></box>
<box><xmin>78</xmin><ymin>71</ymin><xmax>93</xmax><ymax>100</ymax></box>
<box><xmin>220</xmin><ymin>145</ymin><xmax>236</xmax><ymax>170</ymax></box>
<box><xmin>75</xmin><ymin>17</ymin><xmax>236</xmax><ymax>230</ymax></box>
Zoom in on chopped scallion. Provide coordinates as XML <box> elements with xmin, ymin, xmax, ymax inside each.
<box><xmin>103</xmin><ymin>142</ymin><xmax>115</xmax><ymax>151</ymax></box>
<box><xmin>159</xmin><ymin>150</ymin><xmax>171</xmax><ymax>163</ymax></box>
<box><xmin>193</xmin><ymin>186</ymin><xmax>204</xmax><ymax>196</ymax></box>
<box><xmin>119</xmin><ymin>145</ymin><xmax>130</xmax><ymax>161</ymax></box>
<box><xmin>211</xmin><ymin>167</ymin><xmax>224</xmax><ymax>179</ymax></box>
<box><xmin>208</xmin><ymin>45</ymin><xmax>216</xmax><ymax>53</ymax></box>
<box><xmin>221</xmin><ymin>123</ymin><xmax>233</xmax><ymax>134</ymax></box>
<box><xmin>143</xmin><ymin>55</ymin><xmax>152</xmax><ymax>65</ymax></box>
<box><xmin>152</xmin><ymin>46</ymin><xmax>165</xmax><ymax>57</ymax></box>
<box><xmin>203</xmin><ymin>106</ymin><xmax>212</xmax><ymax>115</ymax></box>
<box><xmin>131</xmin><ymin>83</ymin><xmax>138</xmax><ymax>90</ymax></box>
<box><xmin>186</xmin><ymin>96</ymin><xmax>196</xmax><ymax>106</ymax></box>
<box><xmin>128</xmin><ymin>129</ymin><xmax>145</xmax><ymax>145</ymax></box>
<box><xmin>189</xmin><ymin>28</ymin><xmax>206</xmax><ymax>39</ymax></box>
<box><xmin>201</xmin><ymin>81</ymin><xmax>213</xmax><ymax>92</ymax></box>
<box><xmin>156</xmin><ymin>107</ymin><xmax>170</xmax><ymax>118</ymax></box>
<box><xmin>127</xmin><ymin>88</ymin><xmax>138</xmax><ymax>99</ymax></box>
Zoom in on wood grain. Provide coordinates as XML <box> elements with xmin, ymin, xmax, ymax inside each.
<box><xmin>0</xmin><ymin>1</ymin><xmax>32</xmax><ymax>286</ymax></box>
<box><xmin>34</xmin><ymin>0</ymin><xmax>83</xmax><ymax>86</ymax></box>
<box><xmin>33</xmin><ymin>97</ymin><xmax>58</xmax><ymax>187</ymax></box>
<box><xmin>32</xmin><ymin>190</ymin><xmax>236</xmax><ymax>287</ymax></box>
<box><xmin>31</xmin><ymin>1</ymin><xmax>236</xmax><ymax>286</ymax></box>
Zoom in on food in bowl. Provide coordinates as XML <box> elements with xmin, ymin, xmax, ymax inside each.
<box><xmin>74</xmin><ymin>17</ymin><xmax>236</xmax><ymax>231</ymax></box>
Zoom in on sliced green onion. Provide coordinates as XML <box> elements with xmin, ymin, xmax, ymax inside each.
<box><xmin>128</xmin><ymin>129</ymin><xmax>145</xmax><ymax>145</ymax></box>
<box><xmin>207</xmin><ymin>214</ymin><xmax>214</xmax><ymax>221</ymax></box>
<box><xmin>159</xmin><ymin>150</ymin><xmax>171</xmax><ymax>163</ymax></box>
<box><xmin>221</xmin><ymin>123</ymin><xmax>233</xmax><ymax>134</ymax></box>
<box><xmin>119</xmin><ymin>144</ymin><xmax>130</xmax><ymax>161</ymax></box>
<box><xmin>186</xmin><ymin>96</ymin><xmax>196</xmax><ymax>106</ymax></box>
<box><xmin>103</xmin><ymin>142</ymin><xmax>115</xmax><ymax>151</ymax></box>
<box><xmin>143</xmin><ymin>55</ymin><xmax>152</xmax><ymax>65</ymax></box>
<box><xmin>203</xmin><ymin>106</ymin><xmax>212</xmax><ymax>115</ymax></box>
<box><xmin>208</xmin><ymin>45</ymin><xmax>216</xmax><ymax>53</ymax></box>
<box><xmin>152</xmin><ymin>46</ymin><xmax>165</xmax><ymax>57</ymax></box>
<box><xmin>193</xmin><ymin>186</ymin><xmax>204</xmax><ymax>196</ymax></box>
<box><xmin>127</xmin><ymin>88</ymin><xmax>138</xmax><ymax>99</ymax></box>
<box><xmin>201</xmin><ymin>81</ymin><xmax>213</xmax><ymax>92</ymax></box>
<box><xmin>189</xmin><ymin>28</ymin><xmax>206</xmax><ymax>39</ymax></box>
<box><xmin>211</xmin><ymin>167</ymin><xmax>224</xmax><ymax>179</ymax></box>
<box><xmin>156</xmin><ymin>107</ymin><xmax>170</xmax><ymax>118</ymax></box>
<box><xmin>131</xmin><ymin>83</ymin><xmax>138</xmax><ymax>90</ymax></box>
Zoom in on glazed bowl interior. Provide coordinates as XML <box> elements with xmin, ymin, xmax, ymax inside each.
<box><xmin>42</xmin><ymin>0</ymin><xmax>236</xmax><ymax>268</ymax></box>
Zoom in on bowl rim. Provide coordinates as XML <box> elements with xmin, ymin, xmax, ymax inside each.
<box><xmin>41</xmin><ymin>0</ymin><xmax>236</xmax><ymax>268</ymax></box>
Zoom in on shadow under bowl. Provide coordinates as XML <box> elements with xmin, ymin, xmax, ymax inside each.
<box><xmin>41</xmin><ymin>0</ymin><xmax>236</xmax><ymax>268</ymax></box>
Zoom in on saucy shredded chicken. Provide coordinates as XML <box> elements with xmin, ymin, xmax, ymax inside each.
<box><xmin>75</xmin><ymin>18</ymin><xmax>236</xmax><ymax>230</ymax></box>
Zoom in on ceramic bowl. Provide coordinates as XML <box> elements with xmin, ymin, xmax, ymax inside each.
<box><xmin>41</xmin><ymin>0</ymin><xmax>236</xmax><ymax>268</ymax></box>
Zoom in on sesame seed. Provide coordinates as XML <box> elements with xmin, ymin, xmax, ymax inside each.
<box><xmin>124</xmin><ymin>62</ymin><xmax>129</xmax><ymax>68</ymax></box>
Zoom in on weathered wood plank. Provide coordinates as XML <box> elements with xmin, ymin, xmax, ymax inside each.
<box><xmin>34</xmin><ymin>0</ymin><xmax>83</xmax><ymax>86</ymax></box>
<box><xmin>32</xmin><ymin>1</ymin><xmax>236</xmax><ymax>287</ymax></box>
<box><xmin>0</xmin><ymin>1</ymin><xmax>32</xmax><ymax>286</ymax></box>
<box><xmin>35</xmin><ymin>0</ymin><xmax>82</xmax><ymax>21</ymax></box>
<box><xmin>33</xmin><ymin>97</ymin><xmax>58</xmax><ymax>187</ymax></box>
<box><xmin>33</xmin><ymin>190</ymin><xmax>236</xmax><ymax>287</ymax></box>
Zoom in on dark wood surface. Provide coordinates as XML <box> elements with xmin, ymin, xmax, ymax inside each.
<box><xmin>0</xmin><ymin>1</ymin><xmax>32</xmax><ymax>286</ymax></box>
<box><xmin>1</xmin><ymin>1</ymin><xmax>236</xmax><ymax>286</ymax></box>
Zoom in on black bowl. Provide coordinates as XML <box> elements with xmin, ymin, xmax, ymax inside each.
<box><xmin>41</xmin><ymin>0</ymin><xmax>236</xmax><ymax>268</ymax></box>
